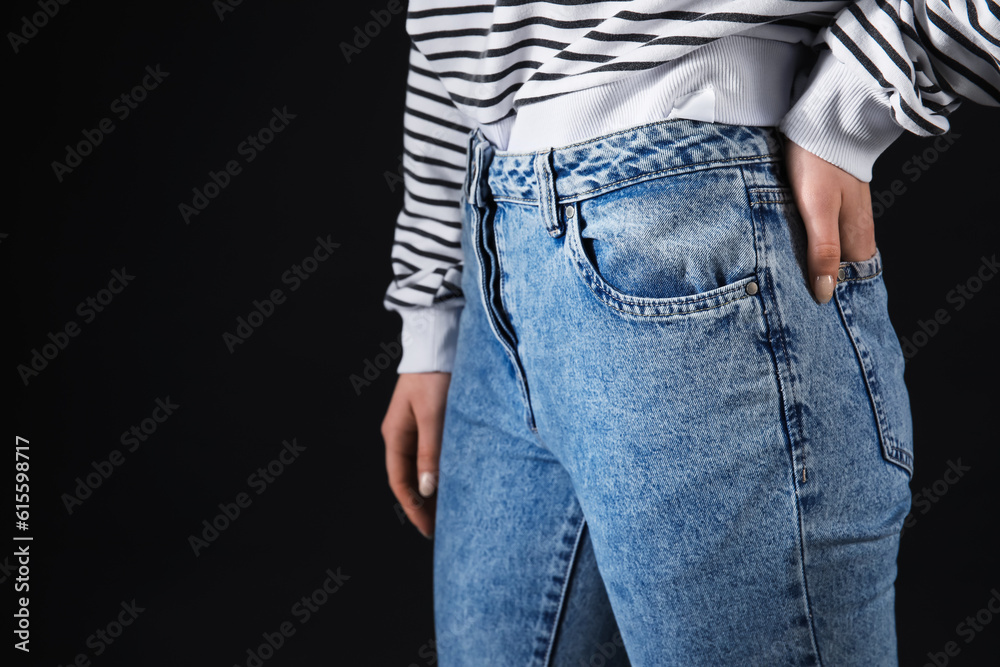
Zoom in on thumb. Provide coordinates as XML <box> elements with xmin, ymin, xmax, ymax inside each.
<box><xmin>798</xmin><ymin>187</ymin><xmax>842</xmax><ymax>305</ymax></box>
<box><xmin>784</xmin><ymin>138</ymin><xmax>843</xmax><ymax>304</ymax></box>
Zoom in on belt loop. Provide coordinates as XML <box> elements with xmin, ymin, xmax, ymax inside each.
<box><xmin>533</xmin><ymin>149</ymin><xmax>563</xmax><ymax>238</ymax></box>
<box><xmin>466</xmin><ymin>128</ymin><xmax>494</xmax><ymax>209</ymax></box>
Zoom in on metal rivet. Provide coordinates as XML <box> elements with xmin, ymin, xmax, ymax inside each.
<box><xmin>838</xmin><ymin>268</ymin><xmax>847</xmax><ymax>281</ymax></box>
<box><xmin>564</xmin><ymin>204</ymin><xmax>575</xmax><ymax>218</ymax></box>
<box><xmin>746</xmin><ymin>281</ymin><xmax>759</xmax><ymax>296</ymax></box>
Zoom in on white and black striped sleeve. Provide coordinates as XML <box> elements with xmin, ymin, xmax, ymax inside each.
<box><xmin>382</xmin><ymin>43</ymin><xmax>476</xmax><ymax>374</ymax></box>
<box><xmin>780</xmin><ymin>0</ymin><xmax>1000</xmax><ymax>182</ymax></box>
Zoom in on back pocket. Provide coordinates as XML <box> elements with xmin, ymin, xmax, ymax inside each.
<box><xmin>834</xmin><ymin>251</ymin><xmax>914</xmax><ymax>477</ymax></box>
<box><xmin>564</xmin><ymin>165</ymin><xmax>759</xmax><ymax>317</ymax></box>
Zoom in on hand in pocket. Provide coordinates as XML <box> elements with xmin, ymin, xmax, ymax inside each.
<box><xmin>782</xmin><ymin>135</ymin><xmax>877</xmax><ymax>304</ymax></box>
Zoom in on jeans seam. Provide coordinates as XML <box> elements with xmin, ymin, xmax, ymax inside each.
<box><xmin>744</xmin><ymin>164</ymin><xmax>824</xmax><ymax>665</ymax></box>
<box><xmin>540</xmin><ymin>512</ymin><xmax>587</xmax><ymax>667</ymax></box>
<box><xmin>473</xmin><ymin>200</ymin><xmax>537</xmax><ymax>431</ymax></box>
<box><xmin>760</xmin><ymin>275</ymin><xmax>825</xmax><ymax>667</ymax></box>
<box><xmin>832</xmin><ymin>286</ymin><xmax>913</xmax><ymax>476</ymax></box>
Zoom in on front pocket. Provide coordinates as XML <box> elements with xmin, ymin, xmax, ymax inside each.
<box><xmin>834</xmin><ymin>251</ymin><xmax>914</xmax><ymax>477</ymax></box>
<box><xmin>564</xmin><ymin>166</ymin><xmax>760</xmax><ymax>317</ymax></box>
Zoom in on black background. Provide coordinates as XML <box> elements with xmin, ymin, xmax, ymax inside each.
<box><xmin>6</xmin><ymin>2</ymin><xmax>998</xmax><ymax>666</ymax></box>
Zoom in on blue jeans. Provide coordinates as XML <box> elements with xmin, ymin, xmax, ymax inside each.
<box><xmin>434</xmin><ymin>119</ymin><xmax>913</xmax><ymax>666</ymax></box>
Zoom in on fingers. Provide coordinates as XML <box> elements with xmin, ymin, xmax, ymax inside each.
<box><xmin>381</xmin><ymin>372</ymin><xmax>451</xmax><ymax>541</ymax></box>
<box><xmin>416</xmin><ymin>406</ymin><xmax>443</xmax><ymax>500</ymax></box>
<box><xmin>382</xmin><ymin>390</ymin><xmax>432</xmax><ymax>539</ymax></box>
<box><xmin>412</xmin><ymin>372</ymin><xmax>451</xmax><ymax>536</ymax></box>
<box><xmin>784</xmin><ymin>137</ymin><xmax>846</xmax><ymax>304</ymax></box>
<box><xmin>838</xmin><ymin>185</ymin><xmax>877</xmax><ymax>263</ymax></box>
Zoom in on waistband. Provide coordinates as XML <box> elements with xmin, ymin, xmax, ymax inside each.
<box><xmin>463</xmin><ymin>118</ymin><xmax>784</xmax><ymax>238</ymax></box>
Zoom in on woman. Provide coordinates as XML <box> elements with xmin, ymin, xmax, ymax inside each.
<box><xmin>381</xmin><ymin>3</ymin><xmax>998</xmax><ymax>665</ymax></box>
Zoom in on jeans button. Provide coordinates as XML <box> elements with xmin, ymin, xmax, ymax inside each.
<box><xmin>564</xmin><ymin>204</ymin><xmax>575</xmax><ymax>219</ymax></box>
<box><xmin>746</xmin><ymin>281</ymin><xmax>759</xmax><ymax>296</ymax></box>
<box><xmin>838</xmin><ymin>268</ymin><xmax>847</xmax><ymax>281</ymax></box>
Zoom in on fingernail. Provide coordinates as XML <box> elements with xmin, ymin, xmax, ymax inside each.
<box><xmin>814</xmin><ymin>275</ymin><xmax>836</xmax><ymax>304</ymax></box>
<box><xmin>419</xmin><ymin>471</ymin><xmax>437</xmax><ymax>497</ymax></box>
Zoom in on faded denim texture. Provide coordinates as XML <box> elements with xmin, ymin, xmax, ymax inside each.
<box><xmin>433</xmin><ymin>118</ymin><xmax>914</xmax><ymax>666</ymax></box>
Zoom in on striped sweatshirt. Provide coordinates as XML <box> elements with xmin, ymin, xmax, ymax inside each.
<box><xmin>383</xmin><ymin>0</ymin><xmax>1000</xmax><ymax>374</ymax></box>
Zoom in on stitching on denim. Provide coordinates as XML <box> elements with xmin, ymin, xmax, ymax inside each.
<box><xmin>490</xmin><ymin>154</ymin><xmax>782</xmax><ymax>203</ymax></box>
<box><xmin>493</xmin><ymin>195</ymin><xmax>539</xmax><ymax>204</ymax></box>
<box><xmin>562</xmin><ymin>171</ymin><xmax>761</xmax><ymax>316</ymax></box>
<box><xmin>839</xmin><ymin>267</ymin><xmax>883</xmax><ymax>283</ymax></box>
<box><xmin>474</xmin><ymin>204</ymin><xmax>536</xmax><ymax>433</ymax></box>
<box><xmin>740</xmin><ymin>164</ymin><xmax>764</xmax><ymax>292</ymax></box>
<box><xmin>494</xmin><ymin>211</ymin><xmax>511</xmax><ymax>342</ymax></box>
<box><xmin>569</xmin><ymin>154</ymin><xmax>781</xmax><ymax>198</ymax></box>
<box><xmin>540</xmin><ymin>515</ymin><xmax>587</xmax><ymax>667</ymax></box>
<box><xmin>834</xmin><ymin>287</ymin><xmax>913</xmax><ymax>476</ymax></box>
<box><xmin>542</xmin><ymin>152</ymin><xmax>558</xmax><ymax>233</ymax></box>
<box><xmin>493</xmin><ymin>117</ymin><xmax>780</xmax><ymax>156</ymax></box>
<box><xmin>491</xmin><ymin>217</ymin><xmax>538</xmax><ymax>433</ymax></box>
<box><xmin>747</xmin><ymin>187</ymin><xmax>825</xmax><ymax>665</ymax></box>
<box><xmin>748</xmin><ymin>184</ymin><xmax>794</xmax><ymax>207</ymax></box>
<box><xmin>570</xmin><ymin>240</ymin><xmax>754</xmax><ymax>309</ymax></box>
<box><xmin>571</xmin><ymin>250</ymin><xmax>755</xmax><ymax>316</ymax></box>
<box><xmin>602</xmin><ymin>290</ymin><xmax>750</xmax><ymax>317</ymax></box>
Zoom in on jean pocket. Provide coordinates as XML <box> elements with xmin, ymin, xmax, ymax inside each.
<box><xmin>563</xmin><ymin>166</ymin><xmax>759</xmax><ymax>317</ymax></box>
<box><xmin>834</xmin><ymin>250</ymin><xmax>914</xmax><ymax>477</ymax></box>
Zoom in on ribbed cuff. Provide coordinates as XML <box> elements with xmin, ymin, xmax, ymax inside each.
<box><xmin>779</xmin><ymin>49</ymin><xmax>904</xmax><ymax>182</ymax></box>
<box><xmin>396</xmin><ymin>306</ymin><xmax>462</xmax><ymax>374</ymax></box>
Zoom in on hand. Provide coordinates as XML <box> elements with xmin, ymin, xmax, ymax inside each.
<box><xmin>782</xmin><ymin>135</ymin><xmax>877</xmax><ymax>304</ymax></box>
<box><xmin>381</xmin><ymin>371</ymin><xmax>451</xmax><ymax>540</ymax></box>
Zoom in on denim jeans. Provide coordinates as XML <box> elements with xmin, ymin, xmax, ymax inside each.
<box><xmin>433</xmin><ymin>119</ymin><xmax>914</xmax><ymax>666</ymax></box>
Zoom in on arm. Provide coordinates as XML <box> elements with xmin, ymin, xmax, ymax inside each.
<box><xmin>381</xmin><ymin>42</ymin><xmax>477</xmax><ymax>540</ymax></box>
<box><xmin>382</xmin><ymin>42</ymin><xmax>477</xmax><ymax>374</ymax></box>
<box><xmin>778</xmin><ymin>0</ymin><xmax>999</xmax><ymax>303</ymax></box>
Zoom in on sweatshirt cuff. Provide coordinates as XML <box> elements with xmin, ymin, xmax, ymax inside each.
<box><xmin>779</xmin><ymin>49</ymin><xmax>904</xmax><ymax>183</ymax></box>
<box><xmin>396</xmin><ymin>306</ymin><xmax>462</xmax><ymax>374</ymax></box>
